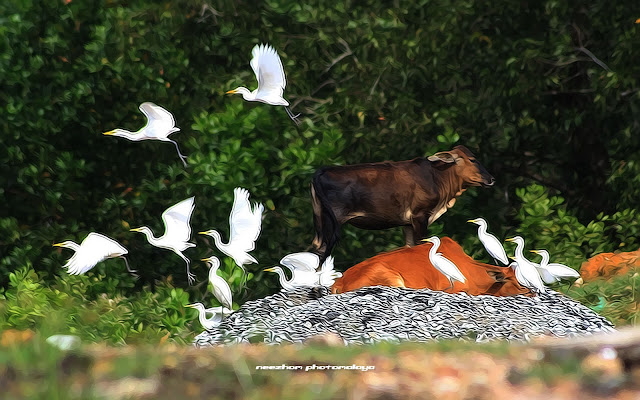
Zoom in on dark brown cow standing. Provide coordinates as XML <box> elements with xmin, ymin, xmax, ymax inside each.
<box><xmin>311</xmin><ymin>145</ymin><xmax>495</xmax><ymax>262</ymax></box>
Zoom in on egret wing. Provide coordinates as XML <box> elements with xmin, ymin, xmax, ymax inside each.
<box><xmin>280</xmin><ymin>252</ymin><xmax>319</xmax><ymax>272</ymax></box>
<box><xmin>436</xmin><ymin>254</ymin><xmax>466</xmax><ymax>283</ymax></box>
<box><xmin>251</xmin><ymin>44</ymin><xmax>287</xmax><ymax>97</ymax></box>
<box><xmin>544</xmin><ymin>263</ymin><xmax>580</xmax><ymax>279</ymax></box>
<box><xmin>67</xmin><ymin>233</ymin><xmax>128</xmax><ymax>275</ymax></box>
<box><xmin>161</xmin><ymin>197</ymin><xmax>196</xmax><ymax>243</ymax></box>
<box><xmin>139</xmin><ymin>102</ymin><xmax>177</xmax><ymax>138</ymax></box>
<box><xmin>228</xmin><ymin>188</ymin><xmax>263</xmax><ymax>250</ymax></box>
<box><xmin>482</xmin><ymin>233</ymin><xmax>509</xmax><ymax>264</ymax></box>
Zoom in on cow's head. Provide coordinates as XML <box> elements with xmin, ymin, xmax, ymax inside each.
<box><xmin>428</xmin><ymin>145</ymin><xmax>495</xmax><ymax>187</ymax></box>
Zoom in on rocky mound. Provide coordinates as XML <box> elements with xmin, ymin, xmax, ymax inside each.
<box><xmin>193</xmin><ymin>286</ymin><xmax>615</xmax><ymax>347</ymax></box>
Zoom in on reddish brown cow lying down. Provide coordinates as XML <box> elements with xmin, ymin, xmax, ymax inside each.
<box><xmin>331</xmin><ymin>237</ymin><xmax>532</xmax><ymax>296</ymax></box>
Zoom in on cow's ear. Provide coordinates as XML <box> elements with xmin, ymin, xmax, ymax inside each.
<box><xmin>428</xmin><ymin>151</ymin><xmax>457</xmax><ymax>163</ymax></box>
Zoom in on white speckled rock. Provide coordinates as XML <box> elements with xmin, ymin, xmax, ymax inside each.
<box><xmin>193</xmin><ymin>286</ymin><xmax>615</xmax><ymax>347</ymax></box>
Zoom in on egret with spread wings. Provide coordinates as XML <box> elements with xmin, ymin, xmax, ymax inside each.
<box><xmin>226</xmin><ymin>43</ymin><xmax>300</xmax><ymax>123</ymax></box>
<box><xmin>53</xmin><ymin>232</ymin><xmax>136</xmax><ymax>276</ymax></box>
<box><xmin>199</xmin><ymin>188</ymin><xmax>264</xmax><ymax>273</ymax></box>
<box><xmin>131</xmin><ymin>197</ymin><xmax>197</xmax><ymax>284</ymax></box>
<box><xmin>103</xmin><ymin>102</ymin><xmax>188</xmax><ymax>166</ymax></box>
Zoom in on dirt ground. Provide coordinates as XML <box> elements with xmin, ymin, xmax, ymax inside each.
<box><xmin>4</xmin><ymin>329</ymin><xmax>639</xmax><ymax>400</ymax></box>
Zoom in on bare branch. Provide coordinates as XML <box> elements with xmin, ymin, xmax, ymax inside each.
<box><xmin>323</xmin><ymin>38</ymin><xmax>355</xmax><ymax>73</ymax></box>
<box><xmin>541</xmin><ymin>88</ymin><xmax>596</xmax><ymax>95</ymax></box>
<box><xmin>574</xmin><ymin>46</ymin><xmax>611</xmax><ymax>71</ymax></box>
<box><xmin>198</xmin><ymin>4</ymin><xmax>223</xmax><ymax>24</ymax></box>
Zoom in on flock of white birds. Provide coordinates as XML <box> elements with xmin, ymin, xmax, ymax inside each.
<box><xmin>52</xmin><ymin>43</ymin><xmax>340</xmax><ymax>330</ymax></box>
<box><xmin>422</xmin><ymin>218</ymin><xmax>580</xmax><ymax>294</ymax></box>
<box><xmin>51</xmin><ymin>42</ymin><xmax>578</xmax><ymax>333</ymax></box>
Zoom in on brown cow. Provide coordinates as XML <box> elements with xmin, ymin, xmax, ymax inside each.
<box><xmin>311</xmin><ymin>145</ymin><xmax>495</xmax><ymax>263</ymax></box>
<box><xmin>331</xmin><ymin>237</ymin><xmax>531</xmax><ymax>297</ymax></box>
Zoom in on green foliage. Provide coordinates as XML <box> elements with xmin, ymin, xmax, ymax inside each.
<box><xmin>566</xmin><ymin>272</ymin><xmax>640</xmax><ymax>326</ymax></box>
<box><xmin>0</xmin><ymin>0</ymin><xmax>639</xmax><ymax>344</ymax></box>
<box><xmin>0</xmin><ymin>266</ymin><xmax>196</xmax><ymax>344</ymax></box>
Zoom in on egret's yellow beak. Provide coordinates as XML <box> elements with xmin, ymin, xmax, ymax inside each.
<box><xmin>530</xmin><ymin>250</ymin><xmax>540</xmax><ymax>254</ymax></box>
<box><xmin>226</xmin><ymin>89</ymin><xmax>238</xmax><ymax>94</ymax></box>
<box><xmin>198</xmin><ymin>231</ymin><xmax>210</xmax><ymax>235</ymax></box>
<box><xmin>52</xmin><ymin>243</ymin><xmax>63</xmax><ymax>247</ymax></box>
<box><xmin>467</xmin><ymin>219</ymin><xmax>477</xmax><ymax>223</ymax></box>
<box><xmin>185</xmin><ymin>304</ymin><xmax>197</xmax><ymax>308</ymax></box>
<box><xmin>421</xmin><ymin>238</ymin><xmax>434</xmax><ymax>243</ymax></box>
<box><xmin>130</xmin><ymin>228</ymin><xmax>143</xmax><ymax>232</ymax></box>
<box><xmin>103</xmin><ymin>130</ymin><xmax>115</xmax><ymax>136</ymax></box>
<box><xmin>505</xmin><ymin>238</ymin><xmax>515</xmax><ymax>242</ymax></box>
<box><xmin>263</xmin><ymin>267</ymin><xmax>276</xmax><ymax>272</ymax></box>
<box><xmin>200</xmin><ymin>258</ymin><xmax>211</xmax><ymax>262</ymax></box>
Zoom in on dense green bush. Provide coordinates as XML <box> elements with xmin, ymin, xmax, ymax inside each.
<box><xmin>1</xmin><ymin>0</ymin><xmax>639</xmax><ymax>338</ymax></box>
<box><xmin>0</xmin><ymin>266</ymin><xmax>194</xmax><ymax>344</ymax></box>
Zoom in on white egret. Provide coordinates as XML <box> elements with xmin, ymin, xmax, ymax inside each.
<box><xmin>226</xmin><ymin>43</ymin><xmax>300</xmax><ymax>123</ymax></box>
<box><xmin>130</xmin><ymin>197</ymin><xmax>197</xmax><ymax>284</ymax></box>
<box><xmin>505</xmin><ymin>236</ymin><xmax>546</xmax><ymax>293</ymax></box>
<box><xmin>199</xmin><ymin>187</ymin><xmax>264</xmax><ymax>273</ymax></box>
<box><xmin>422</xmin><ymin>236</ymin><xmax>466</xmax><ymax>290</ymax></box>
<box><xmin>279</xmin><ymin>252</ymin><xmax>322</xmax><ymax>286</ymax></box>
<box><xmin>264</xmin><ymin>266</ymin><xmax>316</xmax><ymax>290</ymax></box>
<box><xmin>530</xmin><ymin>249</ymin><xmax>580</xmax><ymax>284</ymax></box>
<box><xmin>202</xmin><ymin>256</ymin><xmax>233</xmax><ymax>312</ymax></box>
<box><xmin>53</xmin><ymin>232</ymin><xmax>136</xmax><ymax>276</ymax></box>
<box><xmin>318</xmin><ymin>255</ymin><xmax>343</xmax><ymax>287</ymax></box>
<box><xmin>103</xmin><ymin>102</ymin><xmax>188</xmax><ymax>167</ymax></box>
<box><xmin>186</xmin><ymin>302</ymin><xmax>233</xmax><ymax>330</ymax></box>
<box><xmin>467</xmin><ymin>217</ymin><xmax>509</xmax><ymax>265</ymax></box>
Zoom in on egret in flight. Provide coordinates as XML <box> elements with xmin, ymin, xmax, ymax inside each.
<box><xmin>279</xmin><ymin>252</ymin><xmax>322</xmax><ymax>286</ymax></box>
<box><xmin>103</xmin><ymin>102</ymin><xmax>188</xmax><ymax>167</ymax></box>
<box><xmin>130</xmin><ymin>197</ymin><xmax>197</xmax><ymax>284</ymax></box>
<box><xmin>264</xmin><ymin>266</ymin><xmax>317</xmax><ymax>290</ymax></box>
<box><xmin>226</xmin><ymin>43</ymin><xmax>300</xmax><ymax>124</ymax></box>
<box><xmin>530</xmin><ymin>249</ymin><xmax>580</xmax><ymax>284</ymax></box>
<box><xmin>423</xmin><ymin>236</ymin><xmax>466</xmax><ymax>290</ymax></box>
<box><xmin>186</xmin><ymin>302</ymin><xmax>232</xmax><ymax>330</ymax></box>
<box><xmin>202</xmin><ymin>256</ymin><xmax>233</xmax><ymax>312</ymax></box>
<box><xmin>505</xmin><ymin>236</ymin><xmax>545</xmax><ymax>293</ymax></box>
<box><xmin>467</xmin><ymin>218</ymin><xmax>509</xmax><ymax>265</ymax></box>
<box><xmin>199</xmin><ymin>188</ymin><xmax>264</xmax><ymax>274</ymax></box>
<box><xmin>53</xmin><ymin>232</ymin><xmax>136</xmax><ymax>276</ymax></box>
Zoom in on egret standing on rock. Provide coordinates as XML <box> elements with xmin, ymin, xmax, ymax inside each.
<box><xmin>130</xmin><ymin>197</ymin><xmax>197</xmax><ymax>284</ymax></box>
<box><xmin>467</xmin><ymin>218</ymin><xmax>509</xmax><ymax>265</ymax></box>
<box><xmin>53</xmin><ymin>232</ymin><xmax>136</xmax><ymax>276</ymax></box>
<box><xmin>279</xmin><ymin>252</ymin><xmax>322</xmax><ymax>286</ymax></box>
<box><xmin>226</xmin><ymin>43</ymin><xmax>300</xmax><ymax>124</ymax></box>
<box><xmin>422</xmin><ymin>236</ymin><xmax>466</xmax><ymax>290</ymax></box>
<box><xmin>530</xmin><ymin>249</ymin><xmax>580</xmax><ymax>284</ymax></box>
<box><xmin>199</xmin><ymin>188</ymin><xmax>264</xmax><ymax>273</ymax></box>
<box><xmin>505</xmin><ymin>236</ymin><xmax>545</xmax><ymax>293</ymax></box>
<box><xmin>202</xmin><ymin>256</ymin><xmax>233</xmax><ymax>313</ymax></box>
<box><xmin>103</xmin><ymin>102</ymin><xmax>188</xmax><ymax>167</ymax></box>
<box><xmin>186</xmin><ymin>302</ymin><xmax>232</xmax><ymax>330</ymax></box>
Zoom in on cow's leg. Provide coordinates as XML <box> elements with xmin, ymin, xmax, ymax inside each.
<box><xmin>410</xmin><ymin>216</ymin><xmax>428</xmax><ymax>246</ymax></box>
<box><xmin>310</xmin><ymin>179</ymin><xmax>341</xmax><ymax>264</ymax></box>
<box><xmin>402</xmin><ymin>226</ymin><xmax>415</xmax><ymax>247</ymax></box>
<box><xmin>310</xmin><ymin>185</ymin><xmax>326</xmax><ymax>254</ymax></box>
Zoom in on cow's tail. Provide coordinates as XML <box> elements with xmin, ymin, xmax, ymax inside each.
<box><xmin>311</xmin><ymin>169</ymin><xmax>340</xmax><ymax>265</ymax></box>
